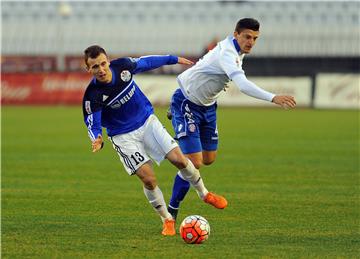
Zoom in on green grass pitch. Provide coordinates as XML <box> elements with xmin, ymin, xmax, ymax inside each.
<box><xmin>2</xmin><ymin>106</ymin><xmax>359</xmax><ymax>258</ymax></box>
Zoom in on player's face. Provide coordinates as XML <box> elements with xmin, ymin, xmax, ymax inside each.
<box><xmin>86</xmin><ymin>53</ymin><xmax>112</xmax><ymax>83</ymax></box>
<box><xmin>234</xmin><ymin>29</ymin><xmax>259</xmax><ymax>54</ymax></box>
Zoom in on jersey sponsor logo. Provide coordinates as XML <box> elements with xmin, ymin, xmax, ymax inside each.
<box><xmin>103</xmin><ymin>95</ymin><xmax>109</xmax><ymax>101</ymax></box>
<box><xmin>106</xmin><ymin>79</ymin><xmax>134</xmax><ymax>106</ymax></box>
<box><xmin>110</xmin><ymin>85</ymin><xmax>136</xmax><ymax>109</ymax></box>
<box><xmin>120</xmin><ymin>70</ymin><xmax>131</xmax><ymax>82</ymax></box>
<box><xmin>85</xmin><ymin>101</ymin><xmax>91</xmax><ymax>114</ymax></box>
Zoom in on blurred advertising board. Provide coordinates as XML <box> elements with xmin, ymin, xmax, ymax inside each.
<box><xmin>137</xmin><ymin>75</ymin><xmax>312</xmax><ymax>107</ymax></box>
<box><xmin>314</xmin><ymin>74</ymin><xmax>360</xmax><ymax>109</ymax></box>
<box><xmin>104</xmin><ymin>75</ymin><xmax>312</xmax><ymax>107</ymax></box>
<box><xmin>2</xmin><ymin>73</ymin><xmax>90</xmax><ymax>105</ymax></box>
<box><xmin>1</xmin><ymin>73</ymin><xmax>312</xmax><ymax>106</ymax></box>
<box><xmin>219</xmin><ymin>77</ymin><xmax>312</xmax><ymax>107</ymax></box>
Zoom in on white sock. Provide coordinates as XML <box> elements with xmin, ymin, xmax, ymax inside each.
<box><xmin>143</xmin><ymin>186</ymin><xmax>172</xmax><ymax>221</ymax></box>
<box><xmin>179</xmin><ymin>159</ymin><xmax>209</xmax><ymax>199</ymax></box>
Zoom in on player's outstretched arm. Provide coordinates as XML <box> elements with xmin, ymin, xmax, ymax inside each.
<box><xmin>272</xmin><ymin>95</ymin><xmax>297</xmax><ymax>109</ymax></box>
<box><xmin>132</xmin><ymin>55</ymin><xmax>193</xmax><ymax>74</ymax></box>
<box><xmin>92</xmin><ymin>135</ymin><xmax>104</xmax><ymax>153</ymax></box>
<box><xmin>177</xmin><ymin>57</ymin><xmax>194</xmax><ymax>65</ymax></box>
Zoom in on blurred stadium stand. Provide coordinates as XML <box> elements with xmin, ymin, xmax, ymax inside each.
<box><xmin>1</xmin><ymin>1</ymin><xmax>359</xmax><ymax>73</ymax></box>
<box><xmin>1</xmin><ymin>1</ymin><xmax>359</xmax><ymax>108</ymax></box>
<box><xmin>1</xmin><ymin>1</ymin><xmax>359</xmax><ymax>55</ymax></box>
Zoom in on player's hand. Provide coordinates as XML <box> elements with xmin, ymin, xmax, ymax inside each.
<box><xmin>272</xmin><ymin>95</ymin><xmax>296</xmax><ymax>109</ymax></box>
<box><xmin>92</xmin><ymin>135</ymin><xmax>104</xmax><ymax>153</ymax></box>
<box><xmin>177</xmin><ymin>57</ymin><xmax>194</xmax><ymax>65</ymax></box>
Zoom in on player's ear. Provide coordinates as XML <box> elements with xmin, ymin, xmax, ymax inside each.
<box><xmin>84</xmin><ymin>63</ymin><xmax>90</xmax><ymax>73</ymax></box>
<box><xmin>84</xmin><ymin>59</ymin><xmax>91</xmax><ymax>72</ymax></box>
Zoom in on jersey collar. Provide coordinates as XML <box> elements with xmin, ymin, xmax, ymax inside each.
<box><xmin>232</xmin><ymin>37</ymin><xmax>241</xmax><ymax>53</ymax></box>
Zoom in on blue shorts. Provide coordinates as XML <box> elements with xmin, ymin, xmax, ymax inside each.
<box><xmin>170</xmin><ymin>88</ymin><xmax>218</xmax><ymax>154</ymax></box>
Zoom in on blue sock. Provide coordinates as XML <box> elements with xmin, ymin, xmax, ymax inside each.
<box><xmin>169</xmin><ymin>174</ymin><xmax>191</xmax><ymax>209</ymax></box>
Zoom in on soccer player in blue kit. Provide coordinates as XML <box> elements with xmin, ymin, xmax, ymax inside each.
<box><xmin>82</xmin><ymin>45</ymin><xmax>227</xmax><ymax>236</ymax></box>
<box><xmin>167</xmin><ymin>18</ymin><xmax>297</xmax><ymax>220</ymax></box>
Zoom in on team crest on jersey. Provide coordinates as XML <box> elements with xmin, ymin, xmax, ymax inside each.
<box><xmin>188</xmin><ymin>124</ymin><xmax>196</xmax><ymax>132</ymax></box>
<box><xmin>120</xmin><ymin>70</ymin><xmax>131</xmax><ymax>82</ymax></box>
<box><xmin>235</xmin><ymin>58</ymin><xmax>240</xmax><ymax>67</ymax></box>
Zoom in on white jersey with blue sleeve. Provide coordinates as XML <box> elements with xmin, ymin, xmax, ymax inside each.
<box><xmin>177</xmin><ymin>36</ymin><xmax>275</xmax><ymax>106</ymax></box>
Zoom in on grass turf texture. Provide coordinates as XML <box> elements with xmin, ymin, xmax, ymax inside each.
<box><xmin>2</xmin><ymin>106</ymin><xmax>359</xmax><ymax>258</ymax></box>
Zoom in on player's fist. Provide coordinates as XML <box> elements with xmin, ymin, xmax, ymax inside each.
<box><xmin>272</xmin><ymin>95</ymin><xmax>296</xmax><ymax>109</ymax></box>
<box><xmin>177</xmin><ymin>57</ymin><xmax>194</xmax><ymax>65</ymax></box>
<box><xmin>92</xmin><ymin>135</ymin><xmax>104</xmax><ymax>153</ymax></box>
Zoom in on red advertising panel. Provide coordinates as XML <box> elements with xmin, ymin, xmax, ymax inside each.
<box><xmin>1</xmin><ymin>73</ymin><xmax>91</xmax><ymax>105</ymax></box>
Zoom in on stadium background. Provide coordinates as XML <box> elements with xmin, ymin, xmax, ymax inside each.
<box><xmin>1</xmin><ymin>1</ymin><xmax>359</xmax><ymax>258</ymax></box>
<box><xmin>2</xmin><ymin>0</ymin><xmax>359</xmax><ymax>108</ymax></box>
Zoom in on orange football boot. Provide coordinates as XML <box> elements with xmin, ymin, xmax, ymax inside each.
<box><xmin>162</xmin><ymin>218</ymin><xmax>176</xmax><ymax>236</ymax></box>
<box><xmin>203</xmin><ymin>192</ymin><xmax>228</xmax><ymax>209</ymax></box>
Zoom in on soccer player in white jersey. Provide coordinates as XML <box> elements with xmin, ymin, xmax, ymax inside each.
<box><xmin>82</xmin><ymin>45</ymin><xmax>227</xmax><ymax>236</ymax></box>
<box><xmin>167</xmin><ymin>18</ymin><xmax>296</xmax><ymax>220</ymax></box>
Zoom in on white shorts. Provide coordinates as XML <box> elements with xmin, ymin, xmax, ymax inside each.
<box><xmin>109</xmin><ymin>114</ymin><xmax>178</xmax><ymax>175</ymax></box>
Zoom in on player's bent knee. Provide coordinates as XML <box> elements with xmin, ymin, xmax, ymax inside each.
<box><xmin>184</xmin><ymin>153</ymin><xmax>204</xmax><ymax>169</ymax></box>
<box><xmin>203</xmin><ymin>159</ymin><xmax>215</xmax><ymax>166</ymax></box>
<box><xmin>178</xmin><ymin>159</ymin><xmax>189</xmax><ymax>170</ymax></box>
<box><xmin>189</xmin><ymin>159</ymin><xmax>203</xmax><ymax>169</ymax></box>
<box><xmin>167</xmin><ymin>147</ymin><xmax>189</xmax><ymax>169</ymax></box>
<box><xmin>139</xmin><ymin>174</ymin><xmax>157</xmax><ymax>190</ymax></box>
<box><xmin>202</xmin><ymin>151</ymin><xmax>217</xmax><ymax>166</ymax></box>
<box><xmin>172</xmin><ymin>156</ymin><xmax>189</xmax><ymax>170</ymax></box>
<box><xmin>143</xmin><ymin>179</ymin><xmax>157</xmax><ymax>190</ymax></box>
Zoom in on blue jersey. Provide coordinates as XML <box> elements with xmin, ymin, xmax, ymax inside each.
<box><xmin>82</xmin><ymin>55</ymin><xmax>178</xmax><ymax>140</ymax></box>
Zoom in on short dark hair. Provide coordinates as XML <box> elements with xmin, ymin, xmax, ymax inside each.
<box><xmin>235</xmin><ymin>18</ymin><xmax>260</xmax><ymax>33</ymax></box>
<box><xmin>84</xmin><ymin>45</ymin><xmax>107</xmax><ymax>66</ymax></box>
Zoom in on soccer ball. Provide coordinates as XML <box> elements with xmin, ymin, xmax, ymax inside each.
<box><xmin>179</xmin><ymin>215</ymin><xmax>210</xmax><ymax>244</ymax></box>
